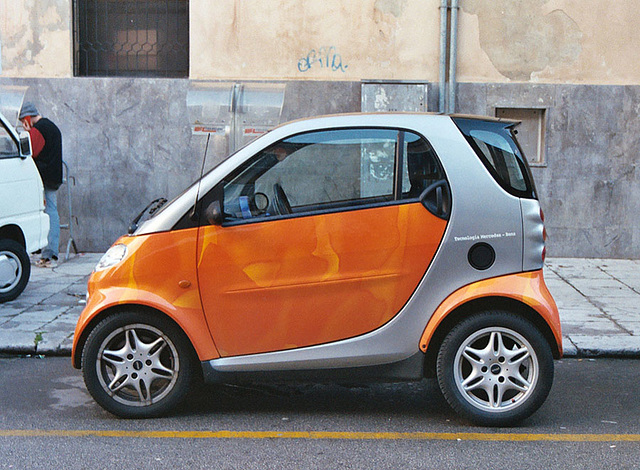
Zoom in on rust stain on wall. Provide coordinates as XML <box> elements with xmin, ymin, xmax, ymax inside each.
<box><xmin>463</xmin><ymin>0</ymin><xmax>583</xmax><ymax>81</ymax></box>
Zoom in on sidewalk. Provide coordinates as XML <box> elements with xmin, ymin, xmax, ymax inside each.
<box><xmin>0</xmin><ymin>255</ymin><xmax>639</xmax><ymax>357</ymax></box>
<box><xmin>544</xmin><ymin>258</ymin><xmax>640</xmax><ymax>357</ymax></box>
<box><xmin>0</xmin><ymin>253</ymin><xmax>101</xmax><ymax>355</ymax></box>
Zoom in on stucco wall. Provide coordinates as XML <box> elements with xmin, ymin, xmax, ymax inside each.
<box><xmin>0</xmin><ymin>0</ymin><xmax>71</xmax><ymax>77</ymax></box>
<box><xmin>189</xmin><ymin>0</ymin><xmax>440</xmax><ymax>81</ymax></box>
<box><xmin>2</xmin><ymin>0</ymin><xmax>640</xmax><ymax>85</ymax></box>
<box><xmin>458</xmin><ymin>0</ymin><xmax>640</xmax><ymax>85</ymax></box>
<box><xmin>188</xmin><ymin>0</ymin><xmax>640</xmax><ymax>85</ymax></box>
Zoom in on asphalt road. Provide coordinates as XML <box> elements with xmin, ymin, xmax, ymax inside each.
<box><xmin>1</xmin><ymin>357</ymin><xmax>639</xmax><ymax>469</ymax></box>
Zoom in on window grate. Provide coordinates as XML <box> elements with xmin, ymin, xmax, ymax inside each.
<box><xmin>74</xmin><ymin>0</ymin><xmax>189</xmax><ymax>78</ymax></box>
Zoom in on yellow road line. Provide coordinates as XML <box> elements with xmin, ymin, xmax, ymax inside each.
<box><xmin>1</xmin><ymin>430</ymin><xmax>640</xmax><ymax>442</ymax></box>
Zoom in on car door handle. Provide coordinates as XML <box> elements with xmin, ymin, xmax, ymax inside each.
<box><xmin>420</xmin><ymin>179</ymin><xmax>451</xmax><ymax>220</ymax></box>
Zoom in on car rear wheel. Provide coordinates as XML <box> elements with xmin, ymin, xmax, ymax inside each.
<box><xmin>436</xmin><ymin>311</ymin><xmax>554</xmax><ymax>426</ymax></box>
<box><xmin>82</xmin><ymin>311</ymin><xmax>195</xmax><ymax>418</ymax></box>
<box><xmin>0</xmin><ymin>239</ymin><xmax>30</xmax><ymax>303</ymax></box>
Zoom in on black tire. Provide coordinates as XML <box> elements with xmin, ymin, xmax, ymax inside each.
<box><xmin>82</xmin><ymin>310</ymin><xmax>196</xmax><ymax>418</ymax></box>
<box><xmin>0</xmin><ymin>239</ymin><xmax>31</xmax><ymax>303</ymax></box>
<box><xmin>436</xmin><ymin>311</ymin><xmax>554</xmax><ymax>426</ymax></box>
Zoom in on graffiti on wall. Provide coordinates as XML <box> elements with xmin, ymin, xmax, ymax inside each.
<box><xmin>297</xmin><ymin>47</ymin><xmax>348</xmax><ymax>73</ymax></box>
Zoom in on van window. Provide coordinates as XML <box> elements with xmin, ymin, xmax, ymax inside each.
<box><xmin>0</xmin><ymin>127</ymin><xmax>18</xmax><ymax>159</ymax></box>
<box><xmin>453</xmin><ymin>117</ymin><xmax>536</xmax><ymax>199</ymax></box>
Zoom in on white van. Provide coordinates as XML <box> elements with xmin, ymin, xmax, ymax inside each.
<box><xmin>0</xmin><ymin>87</ymin><xmax>49</xmax><ymax>302</ymax></box>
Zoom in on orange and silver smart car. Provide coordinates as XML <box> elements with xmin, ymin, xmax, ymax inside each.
<box><xmin>72</xmin><ymin>113</ymin><xmax>561</xmax><ymax>426</ymax></box>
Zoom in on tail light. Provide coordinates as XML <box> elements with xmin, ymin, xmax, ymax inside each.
<box><xmin>540</xmin><ymin>208</ymin><xmax>547</xmax><ymax>261</ymax></box>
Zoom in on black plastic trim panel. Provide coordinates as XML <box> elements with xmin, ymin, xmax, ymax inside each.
<box><xmin>200</xmin><ymin>352</ymin><xmax>426</xmax><ymax>384</ymax></box>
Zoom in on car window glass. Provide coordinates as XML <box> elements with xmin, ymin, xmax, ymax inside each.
<box><xmin>469</xmin><ymin>129</ymin><xmax>527</xmax><ymax>192</ymax></box>
<box><xmin>220</xmin><ymin>128</ymin><xmax>445</xmax><ymax>223</ymax></box>
<box><xmin>452</xmin><ymin>117</ymin><xmax>535</xmax><ymax>198</ymax></box>
<box><xmin>223</xmin><ymin>129</ymin><xmax>401</xmax><ymax>222</ymax></box>
<box><xmin>400</xmin><ymin>131</ymin><xmax>445</xmax><ymax>200</ymax></box>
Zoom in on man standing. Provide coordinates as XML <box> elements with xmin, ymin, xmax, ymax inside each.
<box><xmin>19</xmin><ymin>102</ymin><xmax>62</xmax><ymax>267</ymax></box>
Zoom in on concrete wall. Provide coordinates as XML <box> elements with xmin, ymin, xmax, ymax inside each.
<box><xmin>457</xmin><ymin>83</ymin><xmax>640</xmax><ymax>258</ymax></box>
<box><xmin>1</xmin><ymin>76</ymin><xmax>638</xmax><ymax>258</ymax></box>
<box><xmin>0</xmin><ymin>77</ymin><xmax>362</xmax><ymax>252</ymax></box>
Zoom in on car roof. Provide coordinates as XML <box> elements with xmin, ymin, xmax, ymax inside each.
<box><xmin>273</xmin><ymin>112</ymin><xmax>520</xmax><ymax>130</ymax></box>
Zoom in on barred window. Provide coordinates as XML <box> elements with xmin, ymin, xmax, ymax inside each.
<box><xmin>74</xmin><ymin>0</ymin><xmax>189</xmax><ymax>78</ymax></box>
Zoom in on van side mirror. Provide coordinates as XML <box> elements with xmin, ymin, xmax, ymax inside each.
<box><xmin>19</xmin><ymin>133</ymin><xmax>31</xmax><ymax>158</ymax></box>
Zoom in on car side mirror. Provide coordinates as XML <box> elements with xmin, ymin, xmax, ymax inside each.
<box><xmin>204</xmin><ymin>200</ymin><xmax>223</xmax><ymax>226</ymax></box>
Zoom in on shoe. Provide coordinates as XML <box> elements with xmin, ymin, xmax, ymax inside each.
<box><xmin>36</xmin><ymin>257</ymin><xmax>58</xmax><ymax>268</ymax></box>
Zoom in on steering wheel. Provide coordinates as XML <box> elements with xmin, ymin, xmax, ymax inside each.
<box><xmin>273</xmin><ymin>183</ymin><xmax>292</xmax><ymax>215</ymax></box>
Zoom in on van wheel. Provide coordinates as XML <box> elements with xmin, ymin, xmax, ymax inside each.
<box><xmin>0</xmin><ymin>239</ymin><xmax>30</xmax><ymax>303</ymax></box>
<box><xmin>436</xmin><ymin>311</ymin><xmax>554</xmax><ymax>426</ymax></box>
<box><xmin>82</xmin><ymin>311</ymin><xmax>195</xmax><ymax>418</ymax></box>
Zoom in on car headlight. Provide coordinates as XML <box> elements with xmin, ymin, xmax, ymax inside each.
<box><xmin>95</xmin><ymin>244</ymin><xmax>128</xmax><ymax>272</ymax></box>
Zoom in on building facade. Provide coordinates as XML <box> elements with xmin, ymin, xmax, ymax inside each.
<box><xmin>1</xmin><ymin>0</ymin><xmax>638</xmax><ymax>257</ymax></box>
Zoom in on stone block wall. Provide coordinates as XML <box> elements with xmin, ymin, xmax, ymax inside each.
<box><xmin>457</xmin><ymin>83</ymin><xmax>640</xmax><ymax>258</ymax></box>
<box><xmin>1</xmin><ymin>77</ymin><xmax>637</xmax><ymax>258</ymax></box>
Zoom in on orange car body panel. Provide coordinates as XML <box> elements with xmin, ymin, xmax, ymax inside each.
<box><xmin>71</xmin><ymin>230</ymin><xmax>220</xmax><ymax>363</ymax></box>
<box><xmin>419</xmin><ymin>270</ymin><xmax>562</xmax><ymax>355</ymax></box>
<box><xmin>197</xmin><ymin>203</ymin><xmax>448</xmax><ymax>357</ymax></box>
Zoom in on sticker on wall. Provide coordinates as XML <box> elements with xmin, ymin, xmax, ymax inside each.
<box><xmin>298</xmin><ymin>47</ymin><xmax>348</xmax><ymax>73</ymax></box>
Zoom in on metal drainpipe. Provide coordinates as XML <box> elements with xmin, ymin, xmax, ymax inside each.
<box><xmin>447</xmin><ymin>0</ymin><xmax>460</xmax><ymax>114</ymax></box>
<box><xmin>438</xmin><ymin>0</ymin><xmax>449</xmax><ymax>113</ymax></box>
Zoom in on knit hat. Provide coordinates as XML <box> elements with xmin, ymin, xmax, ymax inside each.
<box><xmin>19</xmin><ymin>102</ymin><xmax>39</xmax><ymax>120</ymax></box>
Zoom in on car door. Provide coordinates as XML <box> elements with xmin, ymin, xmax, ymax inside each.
<box><xmin>197</xmin><ymin>128</ymin><xmax>449</xmax><ymax>357</ymax></box>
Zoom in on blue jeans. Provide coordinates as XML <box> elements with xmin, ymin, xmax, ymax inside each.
<box><xmin>43</xmin><ymin>188</ymin><xmax>60</xmax><ymax>259</ymax></box>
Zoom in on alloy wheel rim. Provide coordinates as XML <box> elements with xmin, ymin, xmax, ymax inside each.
<box><xmin>453</xmin><ymin>326</ymin><xmax>539</xmax><ymax>413</ymax></box>
<box><xmin>96</xmin><ymin>324</ymin><xmax>180</xmax><ymax>407</ymax></box>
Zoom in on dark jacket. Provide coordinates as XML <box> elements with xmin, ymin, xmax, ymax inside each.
<box><xmin>31</xmin><ymin>117</ymin><xmax>63</xmax><ymax>190</ymax></box>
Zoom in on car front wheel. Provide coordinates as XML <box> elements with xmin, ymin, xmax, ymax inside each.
<box><xmin>82</xmin><ymin>311</ymin><xmax>195</xmax><ymax>418</ymax></box>
<box><xmin>436</xmin><ymin>311</ymin><xmax>554</xmax><ymax>426</ymax></box>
